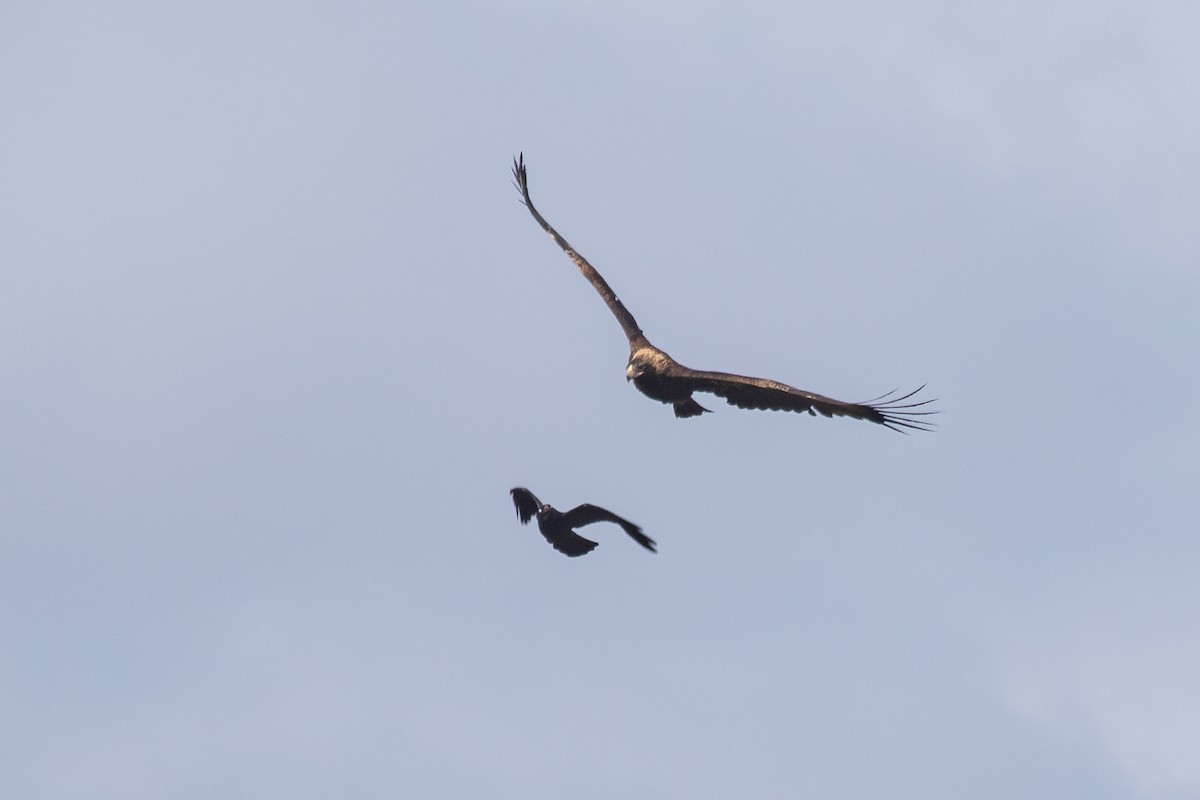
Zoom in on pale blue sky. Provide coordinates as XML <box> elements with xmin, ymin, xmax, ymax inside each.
<box><xmin>3</xmin><ymin>2</ymin><xmax>1199</xmax><ymax>798</ymax></box>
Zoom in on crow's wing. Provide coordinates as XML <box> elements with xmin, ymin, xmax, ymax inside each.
<box><xmin>512</xmin><ymin>154</ymin><xmax>647</xmax><ymax>347</ymax></box>
<box><xmin>540</xmin><ymin>527</ymin><xmax>600</xmax><ymax>558</ymax></box>
<box><xmin>510</xmin><ymin>487</ymin><xmax>542</xmax><ymax>524</ymax></box>
<box><xmin>659</xmin><ymin>363</ymin><xmax>936</xmax><ymax>432</ymax></box>
<box><xmin>562</xmin><ymin>504</ymin><xmax>657</xmax><ymax>553</ymax></box>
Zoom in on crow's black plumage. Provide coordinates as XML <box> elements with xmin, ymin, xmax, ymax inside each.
<box><xmin>510</xmin><ymin>487</ymin><xmax>656</xmax><ymax>557</ymax></box>
<box><xmin>512</xmin><ymin>153</ymin><xmax>937</xmax><ymax>432</ymax></box>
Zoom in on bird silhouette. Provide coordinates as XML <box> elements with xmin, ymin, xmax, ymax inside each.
<box><xmin>510</xmin><ymin>487</ymin><xmax>656</xmax><ymax>557</ymax></box>
<box><xmin>512</xmin><ymin>153</ymin><xmax>936</xmax><ymax>432</ymax></box>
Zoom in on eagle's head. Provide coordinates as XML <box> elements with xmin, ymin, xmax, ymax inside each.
<box><xmin>626</xmin><ymin>351</ymin><xmax>654</xmax><ymax>382</ymax></box>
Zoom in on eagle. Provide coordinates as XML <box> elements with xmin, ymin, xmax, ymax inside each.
<box><xmin>510</xmin><ymin>487</ymin><xmax>656</xmax><ymax>557</ymax></box>
<box><xmin>512</xmin><ymin>154</ymin><xmax>936</xmax><ymax>432</ymax></box>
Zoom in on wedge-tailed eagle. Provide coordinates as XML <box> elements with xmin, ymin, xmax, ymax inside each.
<box><xmin>512</xmin><ymin>153</ymin><xmax>935</xmax><ymax>432</ymax></box>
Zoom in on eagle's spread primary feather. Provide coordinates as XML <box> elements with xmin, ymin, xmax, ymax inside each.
<box><xmin>512</xmin><ymin>153</ymin><xmax>936</xmax><ymax>432</ymax></box>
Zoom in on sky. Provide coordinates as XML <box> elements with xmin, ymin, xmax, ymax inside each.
<box><xmin>2</xmin><ymin>1</ymin><xmax>1199</xmax><ymax>797</ymax></box>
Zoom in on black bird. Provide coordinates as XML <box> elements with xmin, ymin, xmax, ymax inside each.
<box><xmin>510</xmin><ymin>487</ymin><xmax>656</xmax><ymax>557</ymax></box>
<box><xmin>512</xmin><ymin>153</ymin><xmax>936</xmax><ymax>432</ymax></box>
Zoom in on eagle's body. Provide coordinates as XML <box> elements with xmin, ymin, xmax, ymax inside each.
<box><xmin>625</xmin><ymin>347</ymin><xmax>709</xmax><ymax>418</ymax></box>
<box><xmin>512</xmin><ymin>154</ymin><xmax>935</xmax><ymax>432</ymax></box>
<box><xmin>510</xmin><ymin>487</ymin><xmax>655</xmax><ymax>558</ymax></box>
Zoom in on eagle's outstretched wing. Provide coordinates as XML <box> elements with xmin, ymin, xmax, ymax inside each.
<box><xmin>562</xmin><ymin>504</ymin><xmax>657</xmax><ymax>553</ymax></box>
<box><xmin>512</xmin><ymin>153</ymin><xmax>646</xmax><ymax>346</ymax></box>
<box><xmin>510</xmin><ymin>487</ymin><xmax>542</xmax><ymax>524</ymax></box>
<box><xmin>667</xmin><ymin>366</ymin><xmax>937</xmax><ymax>433</ymax></box>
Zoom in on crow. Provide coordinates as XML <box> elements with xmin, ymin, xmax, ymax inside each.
<box><xmin>510</xmin><ymin>487</ymin><xmax>656</xmax><ymax>557</ymax></box>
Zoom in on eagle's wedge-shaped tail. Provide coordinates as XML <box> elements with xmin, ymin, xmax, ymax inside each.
<box><xmin>674</xmin><ymin>397</ymin><xmax>710</xmax><ymax>418</ymax></box>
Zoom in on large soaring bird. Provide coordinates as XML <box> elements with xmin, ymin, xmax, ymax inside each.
<box><xmin>512</xmin><ymin>154</ymin><xmax>936</xmax><ymax>432</ymax></box>
<box><xmin>510</xmin><ymin>487</ymin><xmax>656</xmax><ymax>558</ymax></box>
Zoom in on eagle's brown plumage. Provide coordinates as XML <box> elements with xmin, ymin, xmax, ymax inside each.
<box><xmin>512</xmin><ymin>153</ymin><xmax>936</xmax><ymax>432</ymax></box>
